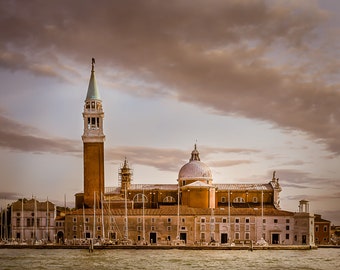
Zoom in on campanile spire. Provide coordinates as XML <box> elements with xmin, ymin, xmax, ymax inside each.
<box><xmin>82</xmin><ymin>58</ymin><xmax>105</xmax><ymax>208</ymax></box>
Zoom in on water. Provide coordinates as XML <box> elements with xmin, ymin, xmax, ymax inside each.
<box><xmin>0</xmin><ymin>248</ymin><xmax>338</xmax><ymax>269</ymax></box>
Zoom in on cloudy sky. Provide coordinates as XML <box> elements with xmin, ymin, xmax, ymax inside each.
<box><xmin>0</xmin><ymin>0</ymin><xmax>339</xmax><ymax>224</ymax></box>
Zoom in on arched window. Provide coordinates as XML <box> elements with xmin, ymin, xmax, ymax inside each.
<box><xmin>163</xmin><ymin>196</ymin><xmax>176</xmax><ymax>203</ymax></box>
<box><xmin>233</xmin><ymin>197</ymin><xmax>245</xmax><ymax>203</ymax></box>
<box><xmin>133</xmin><ymin>193</ymin><xmax>148</xmax><ymax>203</ymax></box>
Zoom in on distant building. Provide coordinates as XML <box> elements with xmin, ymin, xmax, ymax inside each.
<box><xmin>0</xmin><ymin>198</ymin><xmax>55</xmax><ymax>243</ymax></box>
<box><xmin>65</xmin><ymin>59</ymin><xmax>316</xmax><ymax>246</ymax></box>
<box><xmin>314</xmin><ymin>214</ymin><xmax>331</xmax><ymax>245</ymax></box>
<box><xmin>330</xmin><ymin>225</ymin><xmax>340</xmax><ymax>245</ymax></box>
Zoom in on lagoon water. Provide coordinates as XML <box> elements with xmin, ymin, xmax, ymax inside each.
<box><xmin>0</xmin><ymin>248</ymin><xmax>339</xmax><ymax>270</ymax></box>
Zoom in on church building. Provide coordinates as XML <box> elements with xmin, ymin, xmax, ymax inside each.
<box><xmin>65</xmin><ymin>59</ymin><xmax>315</xmax><ymax>246</ymax></box>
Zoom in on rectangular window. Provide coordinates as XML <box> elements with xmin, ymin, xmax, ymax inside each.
<box><xmin>235</xmin><ymin>224</ymin><xmax>240</xmax><ymax>231</ymax></box>
<box><xmin>210</xmin><ymin>218</ymin><xmax>215</xmax><ymax>223</ymax></box>
<box><xmin>181</xmin><ymin>218</ymin><xmax>185</xmax><ymax>223</ymax></box>
<box><xmin>323</xmin><ymin>226</ymin><xmax>327</xmax><ymax>232</ymax></box>
<box><xmin>245</xmin><ymin>218</ymin><xmax>250</xmax><ymax>223</ymax></box>
<box><xmin>235</xmin><ymin>232</ymin><xmax>240</xmax><ymax>240</ymax></box>
<box><xmin>222</xmin><ymin>218</ymin><xmax>227</xmax><ymax>223</ymax></box>
<box><xmin>221</xmin><ymin>197</ymin><xmax>226</xmax><ymax>203</ymax></box>
<box><xmin>235</xmin><ymin>218</ymin><xmax>240</xmax><ymax>223</ymax></box>
<box><xmin>274</xmin><ymin>219</ymin><xmax>278</xmax><ymax>223</ymax></box>
<box><xmin>245</xmin><ymin>232</ymin><xmax>250</xmax><ymax>240</ymax></box>
<box><xmin>151</xmin><ymin>218</ymin><xmax>155</xmax><ymax>223</ymax></box>
<box><xmin>17</xmin><ymin>212</ymin><xmax>20</xmax><ymax>217</ymax></box>
<box><xmin>286</xmin><ymin>219</ymin><xmax>290</xmax><ymax>223</ymax></box>
<box><xmin>315</xmin><ymin>225</ymin><xmax>319</xmax><ymax>232</ymax></box>
<box><xmin>286</xmin><ymin>234</ymin><xmax>290</xmax><ymax>240</ymax></box>
<box><xmin>201</xmin><ymin>224</ymin><xmax>206</xmax><ymax>231</ymax></box>
<box><xmin>200</xmin><ymin>232</ymin><xmax>205</xmax><ymax>241</ymax></box>
<box><xmin>137</xmin><ymin>226</ymin><xmax>142</xmax><ymax>231</ymax></box>
<box><xmin>16</xmin><ymin>218</ymin><xmax>20</xmax><ymax>227</ymax></box>
<box><xmin>85</xmin><ymin>218</ymin><xmax>89</xmax><ymax>223</ymax></box>
<box><xmin>245</xmin><ymin>224</ymin><xmax>250</xmax><ymax>231</ymax></box>
<box><xmin>167</xmin><ymin>218</ymin><xmax>172</xmax><ymax>223</ymax></box>
<box><xmin>73</xmin><ymin>226</ymin><xmax>77</xmax><ymax>231</ymax></box>
<box><xmin>137</xmin><ymin>217</ymin><xmax>142</xmax><ymax>223</ymax></box>
<box><xmin>86</xmin><ymin>226</ymin><xmax>89</xmax><ymax>231</ymax></box>
<box><xmin>286</xmin><ymin>225</ymin><xmax>290</xmax><ymax>230</ymax></box>
<box><xmin>201</xmin><ymin>217</ymin><xmax>206</xmax><ymax>223</ymax></box>
<box><xmin>253</xmin><ymin>197</ymin><xmax>258</xmax><ymax>203</ymax></box>
<box><xmin>167</xmin><ymin>226</ymin><xmax>171</xmax><ymax>231</ymax></box>
<box><xmin>151</xmin><ymin>226</ymin><xmax>155</xmax><ymax>231</ymax></box>
<box><xmin>263</xmin><ymin>219</ymin><xmax>266</xmax><ymax>223</ymax></box>
<box><xmin>181</xmin><ymin>226</ymin><xmax>186</xmax><ymax>230</ymax></box>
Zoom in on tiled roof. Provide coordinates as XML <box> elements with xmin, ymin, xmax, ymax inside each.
<box><xmin>183</xmin><ymin>181</ymin><xmax>213</xmax><ymax>188</ymax></box>
<box><xmin>11</xmin><ymin>199</ymin><xmax>55</xmax><ymax>211</ymax></box>
<box><xmin>215</xmin><ymin>183</ymin><xmax>272</xmax><ymax>191</ymax></box>
<box><xmin>105</xmin><ymin>183</ymin><xmax>272</xmax><ymax>192</ymax></box>
<box><xmin>69</xmin><ymin>205</ymin><xmax>293</xmax><ymax>217</ymax></box>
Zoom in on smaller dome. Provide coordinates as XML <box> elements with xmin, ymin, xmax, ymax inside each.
<box><xmin>178</xmin><ymin>145</ymin><xmax>212</xmax><ymax>180</ymax></box>
<box><xmin>178</xmin><ymin>161</ymin><xmax>212</xmax><ymax>179</ymax></box>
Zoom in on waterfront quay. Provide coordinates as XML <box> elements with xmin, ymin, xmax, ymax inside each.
<box><xmin>0</xmin><ymin>243</ymin><xmax>319</xmax><ymax>250</ymax></box>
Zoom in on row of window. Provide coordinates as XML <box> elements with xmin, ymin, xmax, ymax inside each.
<box><xmin>86</xmin><ymin>117</ymin><xmax>101</xmax><ymax>129</ymax></box>
<box><xmin>16</xmin><ymin>212</ymin><xmax>51</xmax><ymax>217</ymax></box>
<box><xmin>315</xmin><ymin>225</ymin><xmax>328</xmax><ymax>232</ymax></box>
<box><xmin>220</xmin><ymin>197</ymin><xmax>257</xmax><ymax>203</ymax></box>
<box><xmin>72</xmin><ymin>217</ymin><xmax>291</xmax><ymax>225</ymax></box>
<box><xmin>15</xmin><ymin>218</ymin><xmax>41</xmax><ymax>227</ymax></box>
<box><xmin>85</xmin><ymin>101</ymin><xmax>102</xmax><ymax>110</ymax></box>
<box><xmin>133</xmin><ymin>194</ymin><xmax>176</xmax><ymax>203</ymax></box>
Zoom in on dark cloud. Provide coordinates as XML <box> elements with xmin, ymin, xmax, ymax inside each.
<box><xmin>0</xmin><ymin>192</ymin><xmax>21</xmax><ymax>201</ymax></box>
<box><xmin>106</xmin><ymin>146</ymin><xmax>187</xmax><ymax>172</ymax></box>
<box><xmin>280</xmin><ymin>160</ymin><xmax>307</xmax><ymax>166</ymax></box>
<box><xmin>0</xmin><ymin>0</ymin><xmax>339</xmax><ymax>155</ymax></box>
<box><xmin>208</xmin><ymin>160</ymin><xmax>253</xmax><ymax>167</ymax></box>
<box><xmin>105</xmin><ymin>145</ymin><xmax>257</xmax><ymax>172</ymax></box>
<box><xmin>284</xmin><ymin>192</ymin><xmax>340</xmax><ymax>202</ymax></box>
<box><xmin>0</xmin><ymin>114</ymin><xmax>81</xmax><ymax>154</ymax></box>
<box><xmin>268</xmin><ymin>169</ymin><xmax>340</xmax><ymax>190</ymax></box>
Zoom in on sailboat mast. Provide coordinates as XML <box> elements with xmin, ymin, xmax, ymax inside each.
<box><xmin>124</xmin><ymin>186</ymin><xmax>128</xmax><ymax>240</ymax></box>
<box><xmin>261</xmin><ymin>190</ymin><xmax>264</xmax><ymax>238</ymax></box>
<box><xmin>46</xmin><ymin>197</ymin><xmax>49</xmax><ymax>242</ymax></box>
<box><xmin>83</xmin><ymin>204</ymin><xmax>86</xmax><ymax>239</ymax></box>
<box><xmin>177</xmin><ymin>184</ymin><xmax>180</xmax><ymax>239</ymax></box>
<box><xmin>142</xmin><ymin>187</ymin><xmax>145</xmax><ymax>242</ymax></box>
<box><xmin>101</xmin><ymin>192</ymin><xmax>105</xmax><ymax>240</ymax></box>
<box><xmin>21</xmin><ymin>198</ymin><xmax>24</xmax><ymax>243</ymax></box>
<box><xmin>93</xmin><ymin>191</ymin><xmax>96</xmax><ymax>241</ymax></box>
<box><xmin>228</xmin><ymin>189</ymin><xmax>231</xmax><ymax>242</ymax></box>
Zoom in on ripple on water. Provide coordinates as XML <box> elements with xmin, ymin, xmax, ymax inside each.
<box><xmin>0</xmin><ymin>248</ymin><xmax>339</xmax><ymax>270</ymax></box>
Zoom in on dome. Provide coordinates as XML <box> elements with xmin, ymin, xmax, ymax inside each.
<box><xmin>178</xmin><ymin>144</ymin><xmax>212</xmax><ymax>180</ymax></box>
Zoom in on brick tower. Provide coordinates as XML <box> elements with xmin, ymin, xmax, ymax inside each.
<box><xmin>82</xmin><ymin>58</ymin><xmax>105</xmax><ymax>208</ymax></box>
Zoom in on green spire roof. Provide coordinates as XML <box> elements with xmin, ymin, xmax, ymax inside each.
<box><xmin>86</xmin><ymin>58</ymin><xmax>101</xmax><ymax>100</ymax></box>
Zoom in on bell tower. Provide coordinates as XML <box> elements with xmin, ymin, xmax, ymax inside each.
<box><xmin>82</xmin><ymin>58</ymin><xmax>105</xmax><ymax>208</ymax></box>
